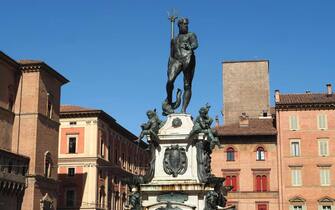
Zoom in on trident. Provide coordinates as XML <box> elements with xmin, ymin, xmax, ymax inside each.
<box><xmin>167</xmin><ymin>9</ymin><xmax>178</xmax><ymax>40</ymax></box>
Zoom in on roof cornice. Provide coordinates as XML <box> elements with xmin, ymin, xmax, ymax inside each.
<box><xmin>19</xmin><ymin>61</ymin><xmax>69</xmax><ymax>84</ymax></box>
<box><xmin>276</xmin><ymin>102</ymin><xmax>335</xmax><ymax>110</ymax></box>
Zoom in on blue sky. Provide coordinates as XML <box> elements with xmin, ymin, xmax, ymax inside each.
<box><xmin>1</xmin><ymin>0</ymin><xmax>335</xmax><ymax>134</ymax></box>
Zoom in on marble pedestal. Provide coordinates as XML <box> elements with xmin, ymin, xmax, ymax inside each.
<box><xmin>141</xmin><ymin>114</ymin><xmax>208</xmax><ymax>210</ymax></box>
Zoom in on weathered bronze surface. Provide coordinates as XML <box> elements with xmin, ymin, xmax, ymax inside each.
<box><xmin>163</xmin><ymin>145</ymin><xmax>187</xmax><ymax>177</ymax></box>
<box><xmin>162</xmin><ymin>18</ymin><xmax>198</xmax><ymax>115</ymax></box>
<box><xmin>139</xmin><ymin>109</ymin><xmax>162</xmax><ymax>148</ymax></box>
<box><xmin>204</xmin><ymin>177</ymin><xmax>233</xmax><ymax>210</ymax></box>
<box><xmin>187</xmin><ymin>104</ymin><xmax>221</xmax><ymax>150</ymax></box>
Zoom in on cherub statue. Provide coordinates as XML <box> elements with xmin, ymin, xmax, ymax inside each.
<box><xmin>186</xmin><ymin>104</ymin><xmax>221</xmax><ymax>150</ymax></box>
<box><xmin>138</xmin><ymin>109</ymin><xmax>162</xmax><ymax>148</ymax></box>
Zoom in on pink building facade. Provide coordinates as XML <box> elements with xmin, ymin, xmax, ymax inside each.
<box><xmin>276</xmin><ymin>85</ymin><xmax>335</xmax><ymax>210</ymax></box>
<box><xmin>212</xmin><ymin>117</ymin><xmax>278</xmax><ymax>210</ymax></box>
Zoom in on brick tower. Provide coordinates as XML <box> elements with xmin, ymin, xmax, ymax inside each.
<box><xmin>223</xmin><ymin>60</ymin><xmax>270</xmax><ymax>125</ymax></box>
<box><xmin>11</xmin><ymin>60</ymin><xmax>68</xmax><ymax>210</ymax></box>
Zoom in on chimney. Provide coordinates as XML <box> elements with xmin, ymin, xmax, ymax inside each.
<box><xmin>215</xmin><ymin>115</ymin><xmax>220</xmax><ymax>127</ymax></box>
<box><xmin>326</xmin><ymin>84</ymin><xmax>332</xmax><ymax>96</ymax></box>
<box><xmin>239</xmin><ymin>113</ymin><xmax>249</xmax><ymax>127</ymax></box>
<box><xmin>275</xmin><ymin>90</ymin><xmax>280</xmax><ymax>103</ymax></box>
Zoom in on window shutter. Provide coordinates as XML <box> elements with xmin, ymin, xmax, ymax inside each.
<box><xmin>326</xmin><ymin>169</ymin><xmax>330</xmax><ymax>185</ymax></box>
<box><xmin>331</xmin><ymin>205</ymin><xmax>335</xmax><ymax>210</ymax></box>
<box><xmin>290</xmin><ymin>115</ymin><xmax>298</xmax><ymax>130</ymax></box>
<box><xmin>302</xmin><ymin>205</ymin><xmax>307</xmax><ymax>210</ymax></box>
<box><xmin>256</xmin><ymin>175</ymin><xmax>261</xmax><ymax>191</ymax></box>
<box><xmin>232</xmin><ymin>176</ymin><xmax>237</xmax><ymax>191</ymax></box>
<box><xmin>262</xmin><ymin>175</ymin><xmax>267</xmax><ymax>191</ymax></box>
<box><xmin>289</xmin><ymin>205</ymin><xmax>294</xmax><ymax>210</ymax></box>
<box><xmin>225</xmin><ymin>176</ymin><xmax>231</xmax><ymax>186</ymax></box>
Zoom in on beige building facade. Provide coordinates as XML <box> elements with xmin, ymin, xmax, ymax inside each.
<box><xmin>58</xmin><ymin>106</ymin><xmax>149</xmax><ymax>210</ymax></box>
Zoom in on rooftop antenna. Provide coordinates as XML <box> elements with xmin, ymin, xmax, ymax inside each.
<box><xmin>167</xmin><ymin>8</ymin><xmax>178</xmax><ymax>40</ymax></box>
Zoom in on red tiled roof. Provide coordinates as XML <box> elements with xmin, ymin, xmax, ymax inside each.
<box><xmin>60</xmin><ymin>105</ymin><xmax>95</xmax><ymax>112</ymax></box>
<box><xmin>216</xmin><ymin>118</ymin><xmax>277</xmax><ymax>136</ymax></box>
<box><xmin>278</xmin><ymin>93</ymin><xmax>335</xmax><ymax>105</ymax></box>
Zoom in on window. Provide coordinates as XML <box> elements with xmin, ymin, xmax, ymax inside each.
<box><xmin>66</xmin><ymin>189</ymin><xmax>75</xmax><ymax>207</ymax></box>
<box><xmin>318</xmin><ymin>197</ymin><xmax>334</xmax><ymax>210</ymax></box>
<box><xmin>114</xmin><ymin>148</ymin><xmax>118</xmax><ymax>165</ymax></box>
<box><xmin>46</xmin><ymin>93</ymin><xmax>53</xmax><ymax>119</ymax></box>
<box><xmin>292</xmin><ymin>206</ymin><xmax>302</xmax><ymax>210</ymax></box>
<box><xmin>291</xmin><ymin>168</ymin><xmax>302</xmax><ymax>186</ymax></box>
<box><xmin>289</xmin><ymin>197</ymin><xmax>306</xmax><ymax>210</ymax></box>
<box><xmin>122</xmin><ymin>153</ymin><xmax>125</xmax><ymax>168</ymax></box>
<box><xmin>44</xmin><ymin>152</ymin><xmax>52</xmax><ymax>178</ymax></box>
<box><xmin>318</xmin><ymin>139</ymin><xmax>329</xmax><ymax>157</ymax></box>
<box><xmin>68</xmin><ymin>137</ymin><xmax>77</xmax><ymax>153</ymax></box>
<box><xmin>69</xmin><ymin>121</ymin><xmax>77</xmax><ymax>125</ymax></box>
<box><xmin>68</xmin><ymin>168</ymin><xmax>75</xmax><ymax>176</ymax></box>
<box><xmin>256</xmin><ymin>203</ymin><xmax>268</xmax><ymax>210</ymax></box>
<box><xmin>320</xmin><ymin>168</ymin><xmax>330</xmax><ymax>186</ymax></box>
<box><xmin>255</xmin><ymin>175</ymin><xmax>268</xmax><ymax>192</ymax></box>
<box><xmin>99</xmin><ymin>186</ymin><xmax>106</xmax><ymax>207</ymax></box>
<box><xmin>225</xmin><ymin>175</ymin><xmax>238</xmax><ymax>192</ymax></box>
<box><xmin>256</xmin><ymin>147</ymin><xmax>265</xmax><ymax>161</ymax></box>
<box><xmin>318</xmin><ymin>114</ymin><xmax>328</xmax><ymax>130</ymax></box>
<box><xmin>108</xmin><ymin>145</ymin><xmax>112</xmax><ymax>161</ymax></box>
<box><xmin>226</xmin><ymin>147</ymin><xmax>235</xmax><ymax>161</ymax></box>
<box><xmin>290</xmin><ymin>140</ymin><xmax>300</xmax><ymax>157</ymax></box>
<box><xmin>289</xmin><ymin>115</ymin><xmax>299</xmax><ymax>130</ymax></box>
<box><xmin>100</xmin><ymin>139</ymin><xmax>105</xmax><ymax>157</ymax></box>
<box><xmin>128</xmin><ymin>155</ymin><xmax>131</xmax><ymax>171</ymax></box>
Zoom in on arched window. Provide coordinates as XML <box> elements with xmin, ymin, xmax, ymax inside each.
<box><xmin>226</xmin><ymin>147</ymin><xmax>235</xmax><ymax>161</ymax></box>
<box><xmin>256</xmin><ymin>147</ymin><xmax>265</xmax><ymax>161</ymax></box>
<box><xmin>44</xmin><ymin>152</ymin><xmax>52</xmax><ymax>178</ymax></box>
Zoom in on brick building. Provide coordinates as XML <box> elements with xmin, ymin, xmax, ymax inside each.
<box><xmin>0</xmin><ymin>51</ymin><xmax>68</xmax><ymax>210</ymax></box>
<box><xmin>212</xmin><ymin>116</ymin><xmax>278</xmax><ymax>210</ymax></box>
<box><xmin>58</xmin><ymin>105</ymin><xmax>149</xmax><ymax>210</ymax></box>
<box><xmin>213</xmin><ymin>60</ymin><xmax>279</xmax><ymax>210</ymax></box>
<box><xmin>222</xmin><ymin>60</ymin><xmax>270</xmax><ymax>125</ymax></box>
<box><xmin>275</xmin><ymin>85</ymin><xmax>335</xmax><ymax>210</ymax></box>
